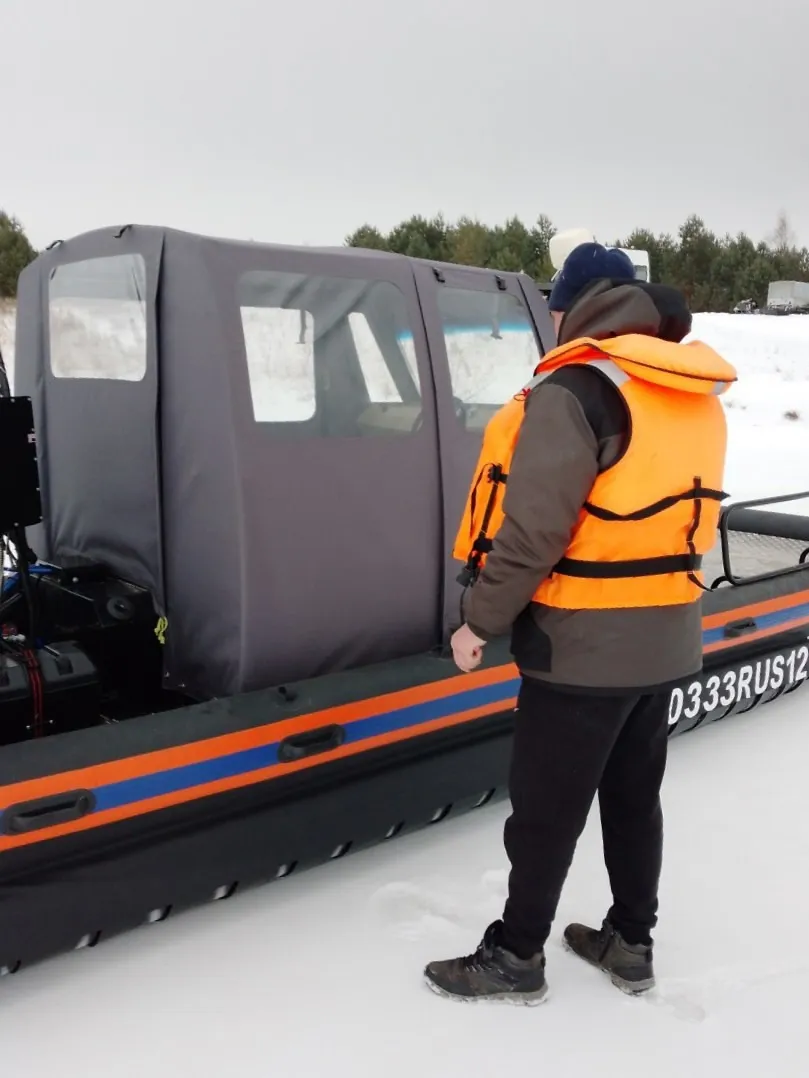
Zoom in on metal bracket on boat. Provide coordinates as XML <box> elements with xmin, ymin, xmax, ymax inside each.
<box><xmin>717</xmin><ymin>490</ymin><xmax>809</xmax><ymax>587</ymax></box>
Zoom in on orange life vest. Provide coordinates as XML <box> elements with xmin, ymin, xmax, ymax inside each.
<box><xmin>453</xmin><ymin>334</ymin><xmax>737</xmax><ymax>609</ymax></box>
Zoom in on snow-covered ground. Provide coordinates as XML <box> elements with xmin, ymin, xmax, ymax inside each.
<box><xmin>691</xmin><ymin>312</ymin><xmax>809</xmax><ymax>430</ymax></box>
<box><xmin>689</xmin><ymin>314</ymin><xmax>809</xmax><ymax>516</ymax></box>
<box><xmin>0</xmin><ymin>305</ymin><xmax>808</xmax><ymax>1076</ymax></box>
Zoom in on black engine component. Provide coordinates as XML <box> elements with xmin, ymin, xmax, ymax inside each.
<box><xmin>0</xmin><ymin>642</ymin><xmax>100</xmax><ymax>747</ymax></box>
<box><xmin>28</xmin><ymin>567</ymin><xmax>166</xmax><ymax>723</ymax></box>
<box><xmin>0</xmin><ymin>567</ymin><xmax>165</xmax><ymax>744</ymax></box>
<box><xmin>0</xmin><ymin>395</ymin><xmax>165</xmax><ymax>744</ymax></box>
<box><xmin>0</xmin><ymin>395</ymin><xmax>42</xmax><ymax>535</ymax></box>
<box><xmin>31</xmin><ymin>563</ymin><xmax>156</xmax><ymax>636</ymax></box>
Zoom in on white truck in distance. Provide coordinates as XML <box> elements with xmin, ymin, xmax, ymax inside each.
<box><xmin>767</xmin><ymin>281</ymin><xmax>809</xmax><ymax>313</ymax></box>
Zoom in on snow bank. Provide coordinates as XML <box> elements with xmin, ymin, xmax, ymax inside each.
<box><xmin>690</xmin><ymin>312</ymin><xmax>809</xmax><ymax>430</ymax></box>
<box><xmin>686</xmin><ymin>314</ymin><xmax>809</xmax><ymax>512</ymax></box>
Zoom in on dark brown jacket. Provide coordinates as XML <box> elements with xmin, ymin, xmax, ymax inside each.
<box><xmin>463</xmin><ymin>279</ymin><xmax>708</xmax><ymax>694</ymax></box>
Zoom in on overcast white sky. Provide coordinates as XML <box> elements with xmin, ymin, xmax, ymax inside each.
<box><xmin>3</xmin><ymin>0</ymin><xmax>807</xmax><ymax>252</ymax></box>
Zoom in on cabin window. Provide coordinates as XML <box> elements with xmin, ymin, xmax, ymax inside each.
<box><xmin>237</xmin><ymin>270</ymin><xmax>422</xmax><ymax>437</ymax></box>
<box><xmin>436</xmin><ymin>287</ymin><xmax>540</xmax><ymax>423</ymax></box>
<box><xmin>348</xmin><ymin>312</ymin><xmax>420</xmax><ymax>402</ymax></box>
<box><xmin>48</xmin><ymin>254</ymin><xmax>148</xmax><ymax>381</ymax></box>
<box><xmin>240</xmin><ymin>306</ymin><xmax>316</xmax><ymax>422</ymax></box>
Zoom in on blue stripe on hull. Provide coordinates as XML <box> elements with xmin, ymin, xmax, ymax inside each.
<box><xmin>75</xmin><ymin>602</ymin><xmax>809</xmax><ymax>818</ymax></box>
<box><xmin>93</xmin><ymin>677</ymin><xmax>522</xmax><ymax>813</ymax></box>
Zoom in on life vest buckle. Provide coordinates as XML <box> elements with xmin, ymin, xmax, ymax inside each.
<box><xmin>456</xmin><ymin>563</ymin><xmax>477</xmax><ymax>588</ymax></box>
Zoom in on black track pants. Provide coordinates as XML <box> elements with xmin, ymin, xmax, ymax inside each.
<box><xmin>500</xmin><ymin>675</ymin><xmax>671</xmax><ymax>958</ymax></box>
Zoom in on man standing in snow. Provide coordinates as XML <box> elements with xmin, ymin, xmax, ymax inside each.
<box><xmin>424</xmin><ymin>243</ymin><xmax>736</xmax><ymax>1004</ymax></box>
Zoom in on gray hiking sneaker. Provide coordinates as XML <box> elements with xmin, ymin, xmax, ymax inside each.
<box><xmin>563</xmin><ymin>918</ymin><xmax>655</xmax><ymax>994</ymax></box>
<box><xmin>424</xmin><ymin>920</ymin><xmax>549</xmax><ymax>1005</ymax></box>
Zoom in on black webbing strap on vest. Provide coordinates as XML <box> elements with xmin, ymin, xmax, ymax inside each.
<box><xmin>456</xmin><ymin>463</ymin><xmax>508</xmax><ymax>589</ymax></box>
<box><xmin>552</xmin><ymin>477</ymin><xmax>729</xmax><ymax>591</ymax></box>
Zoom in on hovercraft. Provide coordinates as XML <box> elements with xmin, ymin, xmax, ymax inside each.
<box><xmin>0</xmin><ymin>225</ymin><xmax>806</xmax><ymax>979</ymax></box>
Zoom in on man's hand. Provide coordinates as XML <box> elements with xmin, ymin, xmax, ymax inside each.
<box><xmin>451</xmin><ymin>623</ymin><xmax>487</xmax><ymax>673</ymax></box>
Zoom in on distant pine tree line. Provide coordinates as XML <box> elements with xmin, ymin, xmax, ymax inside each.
<box><xmin>346</xmin><ymin>212</ymin><xmax>809</xmax><ymax>314</ymax></box>
<box><xmin>3</xmin><ymin>208</ymin><xmax>808</xmax><ymax>313</ymax></box>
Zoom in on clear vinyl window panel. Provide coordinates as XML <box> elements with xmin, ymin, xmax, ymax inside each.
<box><xmin>436</xmin><ymin>287</ymin><xmax>540</xmax><ymax>424</ymax></box>
<box><xmin>239</xmin><ymin>306</ymin><xmax>316</xmax><ymax>422</ymax></box>
<box><xmin>48</xmin><ymin>253</ymin><xmax>148</xmax><ymax>381</ymax></box>
<box><xmin>238</xmin><ymin>270</ymin><xmax>421</xmax><ymax>436</ymax></box>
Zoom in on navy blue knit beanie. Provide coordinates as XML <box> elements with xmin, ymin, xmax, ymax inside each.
<box><xmin>548</xmin><ymin>242</ymin><xmax>636</xmax><ymax>312</ymax></box>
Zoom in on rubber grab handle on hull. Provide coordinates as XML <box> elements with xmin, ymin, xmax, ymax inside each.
<box><xmin>278</xmin><ymin>724</ymin><xmax>346</xmax><ymax>762</ymax></box>
<box><xmin>1</xmin><ymin>790</ymin><xmax>96</xmax><ymax>835</ymax></box>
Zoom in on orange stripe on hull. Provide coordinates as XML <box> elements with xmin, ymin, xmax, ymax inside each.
<box><xmin>0</xmin><ymin>694</ymin><xmax>517</xmax><ymax>852</ymax></box>
<box><xmin>702</xmin><ymin>587</ymin><xmax>809</xmax><ymax>630</ymax></box>
<box><xmin>0</xmin><ymin>663</ymin><xmax>520</xmax><ymax>807</ymax></box>
<box><xmin>1</xmin><ymin>587</ymin><xmax>807</xmax><ymax>854</ymax></box>
<box><xmin>703</xmin><ymin>614</ymin><xmax>809</xmax><ymax>654</ymax></box>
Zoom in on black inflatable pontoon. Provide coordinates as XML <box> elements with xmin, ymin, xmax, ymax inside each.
<box><xmin>0</xmin><ymin>225</ymin><xmax>807</xmax><ymax>980</ymax></box>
